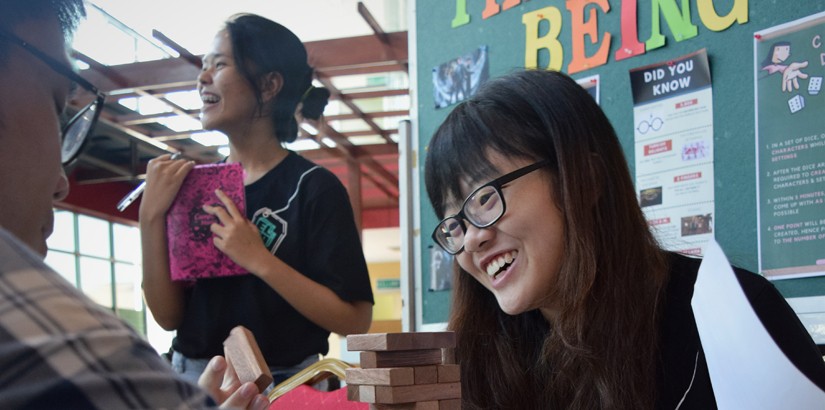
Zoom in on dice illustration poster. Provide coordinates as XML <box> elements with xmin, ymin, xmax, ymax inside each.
<box><xmin>755</xmin><ymin>11</ymin><xmax>825</xmax><ymax>279</ymax></box>
<box><xmin>630</xmin><ymin>49</ymin><xmax>715</xmax><ymax>256</ymax></box>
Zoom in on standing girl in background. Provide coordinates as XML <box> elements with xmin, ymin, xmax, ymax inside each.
<box><xmin>424</xmin><ymin>69</ymin><xmax>825</xmax><ymax>409</ymax></box>
<box><xmin>140</xmin><ymin>13</ymin><xmax>374</xmax><ymax>385</ymax></box>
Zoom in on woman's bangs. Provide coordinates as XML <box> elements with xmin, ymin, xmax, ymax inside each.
<box><xmin>431</xmin><ymin>105</ymin><xmax>500</xmax><ymax>208</ymax></box>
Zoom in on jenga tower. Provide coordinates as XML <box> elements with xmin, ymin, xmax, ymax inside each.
<box><xmin>345</xmin><ymin>332</ymin><xmax>461</xmax><ymax>409</ymax></box>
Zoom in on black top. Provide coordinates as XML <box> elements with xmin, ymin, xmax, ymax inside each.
<box><xmin>173</xmin><ymin>152</ymin><xmax>374</xmax><ymax>366</ymax></box>
<box><xmin>656</xmin><ymin>253</ymin><xmax>825</xmax><ymax>408</ymax></box>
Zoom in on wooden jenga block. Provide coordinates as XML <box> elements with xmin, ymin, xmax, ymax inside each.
<box><xmin>441</xmin><ymin>347</ymin><xmax>455</xmax><ymax>364</ymax></box>
<box><xmin>359</xmin><ymin>382</ymin><xmax>461</xmax><ymax>404</ymax></box>
<box><xmin>438</xmin><ymin>399</ymin><xmax>462</xmax><ymax>409</ymax></box>
<box><xmin>347</xmin><ymin>384</ymin><xmax>361</xmax><ymax>401</ymax></box>
<box><xmin>436</xmin><ymin>364</ymin><xmax>460</xmax><ymax>383</ymax></box>
<box><xmin>369</xmin><ymin>401</ymin><xmax>439</xmax><ymax>409</ymax></box>
<box><xmin>366</xmin><ymin>399</ymin><xmax>462</xmax><ymax>409</ymax></box>
<box><xmin>360</xmin><ymin>349</ymin><xmax>444</xmax><ymax>368</ymax></box>
<box><xmin>348</xmin><ymin>384</ymin><xmax>377</xmax><ymax>402</ymax></box>
<box><xmin>346</xmin><ymin>367</ymin><xmax>415</xmax><ymax>386</ymax></box>
<box><xmin>413</xmin><ymin>365</ymin><xmax>438</xmax><ymax>384</ymax></box>
<box><xmin>347</xmin><ymin>332</ymin><xmax>456</xmax><ymax>352</ymax></box>
<box><xmin>222</xmin><ymin>325</ymin><xmax>273</xmax><ymax>393</ymax></box>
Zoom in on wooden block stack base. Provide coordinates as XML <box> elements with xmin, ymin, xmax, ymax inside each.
<box><xmin>346</xmin><ymin>332</ymin><xmax>461</xmax><ymax>409</ymax></box>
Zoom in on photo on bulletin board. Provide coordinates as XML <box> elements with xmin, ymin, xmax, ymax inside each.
<box><xmin>639</xmin><ymin>186</ymin><xmax>663</xmax><ymax>208</ymax></box>
<box><xmin>432</xmin><ymin>45</ymin><xmax>489</xmax><ymax>109</ymax></box>
<box><xmin>576</xmin><ymin>74</ymin><xmax>600</xmax><ymax>105</ymax></box>
<box><xmin>429</xmin><ymin>246</ymin><xmax>454</xmax><ymax>292</ymax></box>
<box><xmin>681</xmin><ymin>213</ymin><xmax>714</xmax><ymax>237</ymax></box>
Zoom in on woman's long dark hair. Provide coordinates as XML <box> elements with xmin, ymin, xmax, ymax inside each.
<box><xmin>223</xmin><ymin>14</ymin><xmax>329</xmax><ymax>143</ymax></box>
<box><xmin>424</xmin><ymin>69</ymin><xmax>668</xmax><ymax>409</ymax></box>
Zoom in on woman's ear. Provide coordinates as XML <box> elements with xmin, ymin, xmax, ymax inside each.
<box><xmin>261</xmin><ymin>72</ymin><xmax>284</xmax><ymax>103</ymax></box>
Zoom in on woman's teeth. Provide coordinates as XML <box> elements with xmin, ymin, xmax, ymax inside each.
<box><xmin>486</xmin><ymin>251</ymin><xmax>517</xmax><ymax>278</ymax></box>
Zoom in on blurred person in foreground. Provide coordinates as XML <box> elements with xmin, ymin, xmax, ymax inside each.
<box><xmin>0</xmin><ymin>0</ymin><xmax>266</xmax><ymax>408</ymax></box>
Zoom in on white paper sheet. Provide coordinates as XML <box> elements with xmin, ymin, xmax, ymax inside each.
<box><xmin>692</xmin><ymin>238</ymin><xmax>825</xmax><ymax>408</ymax></box>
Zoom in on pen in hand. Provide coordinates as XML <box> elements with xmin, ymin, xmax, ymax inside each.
<box><xmin>116</xmin><ymin>152</ymin><xmax>182</xmax><ymax>212</ymax></box>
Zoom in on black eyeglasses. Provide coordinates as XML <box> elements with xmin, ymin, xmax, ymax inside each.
<box><xmin>0</xmin><ymin>28</ymin><xmax>106</xmax><ymax>166</ymax></box>
<box><xmin>432</xmin><ymin>159</ymin><xmax>551</xmax><ymax>255</ymax></box>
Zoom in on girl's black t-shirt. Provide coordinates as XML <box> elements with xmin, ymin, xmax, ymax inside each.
<box><xmin>173</xmin><ymin>152</ymin><xmax>374</xmax><ymax>367</ymax></box>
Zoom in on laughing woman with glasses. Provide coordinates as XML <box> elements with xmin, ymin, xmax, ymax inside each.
<box><xmin>424</xmin><ymin>69</ymin><xmax>825</xmax><ymax>409</ymax></box>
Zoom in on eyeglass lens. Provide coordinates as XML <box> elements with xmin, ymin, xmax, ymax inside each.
<box><xmin>431</xmin><ymin>159</ymin><xmax>551</xmax><ymax>254</ymax></box>
<box><xmin>436</xmin><ymin>218</ymin><xmax>465</xmax><ymax>253</ymax></box>
<box><xmin>464</xmin><ymin>185</ymin><xmax>503</xmax><ymax>225</ymax></box>
<box><xmin>435</xmin><ymin>185</ymin><xmax>505</xmax><ymax>254</ymax></box>
<box><xmin>61</xmin><ymin>100</ymin><xmax>99</xmax><ymax>165</ymax></box>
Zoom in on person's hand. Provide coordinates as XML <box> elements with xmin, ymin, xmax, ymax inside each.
<box><xmin>199</xmin><ymin>356</ymin><xmax>269</xmax><ymax>410</ymax></box>
<box><xmin>202</xmin><ymin>189</ymin><xmax>272</xmax><ymax>273</ymax></box>
<box><xmin>782</xmin><ymin>61</ymin><xmax>809</xmax><ymax>92</ymax></box>
<box><xmin>139</xmin><ymin>154</ymin><xmax>194</xmax><ymax>220</ymax></box>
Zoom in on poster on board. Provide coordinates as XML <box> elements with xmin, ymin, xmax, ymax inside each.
<box><xmin>630</xmin><ymin>49</ymin><xmax>715</xmax><ymax>255</ymax></box>
<box><xmin>755</xmin><ymin>11</ymin><xmax>825</xmax><ymax>279</ymax></box>
<box><xmin>428</xmin><ymin>246</ymin><xmax>454</xmax><ymax>292</ymax></box>
<box><xmin>576</xmin><ymin>74</ymin><xmax>600</xmax><ymax>105</ymax></box>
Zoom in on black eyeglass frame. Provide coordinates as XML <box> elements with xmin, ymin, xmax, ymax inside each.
<box><xmin>432</xmin><ymin>159</ymin><xmax>552</xmax><ymax>255</ymax></box>
<box><xmin>0</xmin><ymin>27</ymin><xmax>106</xmax><ymax>166</ymax></box>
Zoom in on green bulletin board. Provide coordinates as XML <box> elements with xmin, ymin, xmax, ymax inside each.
<box><xmin>414</xmin><ymin>0</ymin><xmax>825</xmax><ymax>326</ymax></box>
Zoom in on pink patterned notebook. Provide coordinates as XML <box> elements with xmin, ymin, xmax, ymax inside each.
<box><xmin>166</xmin><ymin>162</ymin><xmax>247</xmax><ymax>281</ymax></box>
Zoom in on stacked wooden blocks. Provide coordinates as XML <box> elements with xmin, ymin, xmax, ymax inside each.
<box><xmin>345</xmin><ymin>332</ymin><xmax>461</xmax><ymax>409</ymax></box>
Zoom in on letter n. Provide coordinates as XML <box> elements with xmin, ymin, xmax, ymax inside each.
<box><xmin>646</xmin><ymin>0</ymin><xmax>698</xmax><ymax>51</ymax></box>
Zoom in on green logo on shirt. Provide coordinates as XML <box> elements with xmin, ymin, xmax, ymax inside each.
<box><xmin>252</xmin><ymin>208</ymin><xmax>287</xmax><ymax>253</ymax></box>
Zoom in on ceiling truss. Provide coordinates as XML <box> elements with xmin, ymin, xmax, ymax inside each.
<box><xmin>68</xmin><ymin>27</ymin><xmax>408</xmax><ymax>215</ymax></box>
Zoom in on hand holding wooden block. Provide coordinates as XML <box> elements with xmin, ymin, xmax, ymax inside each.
<box><xmin>223</xmin><ymin>325</ymin><xmax>273</xmax><ymax>392</ymax></box>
